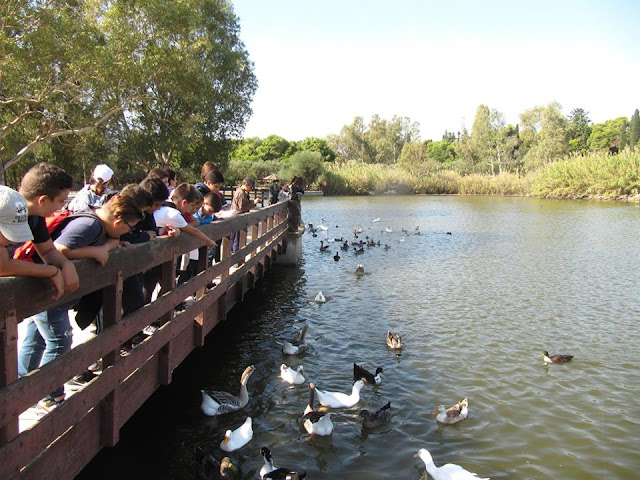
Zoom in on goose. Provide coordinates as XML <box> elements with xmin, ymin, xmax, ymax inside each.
<box><xmin>282</xmin><ymin>324</ymin><xmax>308</xmax><ymax>355</ymax></box>
<box><xmin>194</xmin><ymin>446</ymin><xmax>237</xmax><ymax>479</ymax></box>
<box><xmin>355</xmin><ymin>226</ymin><xmax>363</xmax><ymax>234</ymax></box>
<box><xmin>399</xmin><ymin>237</ymin><xmax>405</xmax><ymax>243</ymax></box>
<box><xmin>414</xmin><ymin>448</ymin><xmax>490</xmax><ymax>480</ymax></box>
<box><xmin>319</xmin><ymin>240</ymin><xmax>329</xmax><ymax>252</ymax></box>
<box><xmin>539</xmin><ymin>351</ymin><xmax>574</xmax><ymax>364</ymax></box>
<box><xmin>433</xmin><ymin>398</ymin><xmax>468</xmax><ymax>424</ymax></box>
<box><xmin>385</xmin><ymin>227</ymin><xmax>393</xmax><ymax>233</ymax></box>
<box><xmin>341</xmin><ymin>241</ymin><xmax>349</xmax><ymax>251</ymax></box>
<box><xmin>201</xmin><ymin>365</ymin><xmax>255</xmax><ymax>416</ymax></box>
<box><xmin>360</xmin><ymin>401</ymin><xmax>391</xmax><ymax>429</ymax></box>
<box><xmin>353</xmin><ymin>363</ymin><xmax>383</xmax><ymax>384</ymax></box>
<box><xmin>317</xmin><ymin>224</ymin><xmax>328</xmax><ymax>232</ymax></box>
<box><xmin>260</xmin><ymin>446</ymin><xmax>307</xmax><ymax>480</ymax></box>
<box><xmin>280</xmin><ymin>364</ymin><xmax>305</xmax><ymax>385</ymax></box>
<box><xmin>315</xmin><ymin>380</ymin><xmax>364</xmax><ymax>408</ymax></box>
<box><xmin>314</xmin><ymin>291</ymin><xmax>326</xmax><ymax>303</ymax></box>
<box><xmin>386</xmin><ymin>331</ymin><xmax>403</xmax><ymax>350</ymax></box>
<box><xmin>333</xmin><ymin>237</ymin><xmax>344</xmax><ymax>242</ymax></box>
<box><xmin>220</xmin><ymin>417</ymin><xmax>253</xmax><ymax>452</ymax></box>
<box><xmin>302</xmin><ymin>383</ymin><xmax>333</xmax><ymax>435</ymax></box>
<box><xmin>333</xmin><ymin>252</ymin><xmax>340</xmax><ymax>261</ymax></box>
<box><xmin>355</xmin><ymin>264</ymin><xmax>365</xmax><ymax>275</ymax></box>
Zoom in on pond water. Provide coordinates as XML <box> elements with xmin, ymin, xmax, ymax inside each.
<box><xmin>79</xmin><ymin>195</ymin><xmax>640</xmax><ymax>479</ymax></box>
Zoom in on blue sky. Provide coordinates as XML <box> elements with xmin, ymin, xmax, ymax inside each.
<box><xmin>233</xmin><ymin>0</ymin><xmax>640</xmax><ymax>141</ymax></box>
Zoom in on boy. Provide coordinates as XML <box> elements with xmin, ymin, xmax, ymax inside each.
<box><xmin>230</xmin><ymin>177</ymin><xmax>260</xmax><ymax>253</ymax></box>
<box><xmin>66</xmin><ymin>163</ymin><xmax>115</xmax><ymax>212</ymax></box>
<box><xmin>194</xmin><ymin>168</ymin><xmax>227</xmax><ymax>209</ymax></box>
<box><xmin>0</xmin><ymin>187</ymin><xmax>39</xmax><ymax>275</ymax></box>
<box><xmin>18</xmin><ymin>193</ymin><xmax>142</xmax><ymax>411</ymax></box>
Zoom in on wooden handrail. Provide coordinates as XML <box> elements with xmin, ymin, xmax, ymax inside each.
<box><xmin>0</xmin><ymin>201</ymin><xmax>291</xmax><ymax>480</ymax></box>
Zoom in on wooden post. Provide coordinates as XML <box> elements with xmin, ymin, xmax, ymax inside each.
<box><xmin>221</xmin><ymin>236</ymin><xmax>231</xmax><ymax>280</ymax></box>
<box><xmin>158</xmin><ymin>253</ymin><xmax>177</xmax><ymax>385</ymax></box>
<box><xmin>0</xmin><ymin>309</ymin><xmax>18</xmax><ymax>444</ymax></box>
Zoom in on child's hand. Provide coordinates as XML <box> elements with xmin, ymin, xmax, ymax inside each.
<box><xmin>93</xmin><ymin>246</ymin><xmax>110</xmax><ymax>266</ymax></box>
<box><xmin>206</xmin><ymin>238</ymin><xmax>215</xmax><ymax>249</ymax></box>
<box><xmin>119</xmin><ymin>240</ymin><xmax>131</xmax><ymax>247</ymax></box>
<box><xmin>49</xmin><ymin>269</ymin><xmax>65</xmax><ymax>301</ymax></box>
<box><xmin>61</xmin><ymin>262</ymin><xmax>79</xmax><ymax>292</ymax></box>
<box><xmin>167</xmin><ymin>226</ymin><xmax>180</xmax><ymax>238</ymax></box>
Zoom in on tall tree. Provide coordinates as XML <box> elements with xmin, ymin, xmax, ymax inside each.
<box><xmin>296</xmin><ymin>137</ymin><xmax>335</xmax><ymax>163</ymax></box>
<box><xmin>519</xmin><ymin>102</ymin><xmax>568</xmax><ymax>171</ymax></box>
<box><xmin>566</xmin><ymin>108</ymin><xmax>592</xmax><ymax>154</ymax></box>
<box><xmin>629</xmin><ymin>109</ymin><xmax>640</xmax><ymax>151</ymax></box>
<box><xmin>587</xmin><ymin>117</ymin><xmax>629</xmax><ymax>152</ymax></box>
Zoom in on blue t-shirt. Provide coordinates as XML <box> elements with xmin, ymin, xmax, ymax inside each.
<box><xmin>53</xmin><ymin>217</ymin><xmax>106</xmax><ymax>249</ymax></box>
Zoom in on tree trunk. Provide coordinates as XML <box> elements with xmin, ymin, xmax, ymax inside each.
<box><xmin>0</xmin><ymin>160</ymin><xmax>5</xmax><ymax>186</ymax></box>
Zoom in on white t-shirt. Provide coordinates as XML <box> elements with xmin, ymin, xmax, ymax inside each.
<box><xmin>153</xmin><ymin>206</ymin><xmax>187</xmax><ymax>235</ymax></box>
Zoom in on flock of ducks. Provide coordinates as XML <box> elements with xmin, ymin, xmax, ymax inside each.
<box><xmin>194</xmin><ymin>218</ymin><xmax>575</xmax><ymax>479</ymax></box>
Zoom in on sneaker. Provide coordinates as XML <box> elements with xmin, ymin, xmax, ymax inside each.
<box><xmin>88</xmin><ymin>359</ymin><xmax>103</xmax><ymax>372</ymax></box>
<box><xmin>37</xmin><ymin>396</ymin><xmax>65</xmax><ymax>413</ymax></box>
<box><xmin>143</xmin><ymin>324</ymin><xmax>159</xmax><ymax>336</ymax></box>
<box><xmin>66</xmin><ymin>370</ymin><xmax>97</xmax><ymax>390</ymax></box>
<box><xmin>206</xmin><ymin>281</ymin><xmax>218</xmax><ymax>290</ymax></box>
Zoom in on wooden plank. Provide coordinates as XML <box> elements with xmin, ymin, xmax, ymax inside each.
<box><xmin>0</xmin><ymin>310</ymin><xmax>18</xmax><ymax>445</ymax></box>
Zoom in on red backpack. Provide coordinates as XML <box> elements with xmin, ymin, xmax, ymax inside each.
<box><xmin>13</xmin><ymin>210</ymin><xmax>104</xmax><ymax>262</ymax></box>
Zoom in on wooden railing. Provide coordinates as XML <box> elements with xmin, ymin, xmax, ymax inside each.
<box><xmin>0</xmin><ymin>201</ymin><xmax>292</xmax><ymax>480</ymax></box>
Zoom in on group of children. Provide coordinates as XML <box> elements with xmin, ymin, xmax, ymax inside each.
<box><xmin>0</xmin><ymin>161</ymin><xmax>260</xmax><ymax>413</ymax></box>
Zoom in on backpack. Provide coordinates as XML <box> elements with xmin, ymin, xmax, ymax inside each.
<box><xmin>13</xmin><ymin>210</ymin><xmax>105</xmax><ymax>263</ymax></box>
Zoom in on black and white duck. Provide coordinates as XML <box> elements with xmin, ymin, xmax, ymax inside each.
<box><xmin>282</xmin><ymin>324</ymin><xmax>309</xmax><ymax>355</ymax></box>
<box><xmin>259</xmin><ymin>446</ymin><xmax>307</xmax><ymax>480</ymax></box>
<box><xmin>302</xmin><ymin>383</ymin><xmax>333</xmax><ymax>436</ymax></box>
<box><xmin>353</xmin><ymin>363</ymin><xmax>383</xmax><ymax>384</ymax></box>
<box><xmin>433</xmin><ymin>398</ymin><xmax>468</xmax><ymax>424</ymax></box>
<box><xmin>384</xmin><ymin>244</ymin><xmax>391</xmax><ymax>250</ymax></box>
<box><xmin>353</xmin><ymin>246</ymin><xmax>364</xmax><ymax>255</ymax></box>
<box><xmin>539</xmin><ymin>350</ymin><xmax>574</xmax><ymax>364</ymax></box>
<box><xmin>386</xmin><ymin>330</ymin><xmax>403</xmax><ymax>350</ymax></box>
<box><xmin>315</xmin><ymin>380</ymin><xmax>364</xmax><ymax>408</ymax></box>
<box><xmin>360</xmin><ymin>401</ymin><xmax>391</xmax><ymax>429</ymax></box>
<box><xmin>201</xmin><ymin>365</ymin><xmax>255</xmax><ymax>416</ymax></box>
<box><xmin>194</xmin><ymin>446</ymin><xmax>237</xmax><ymax>479</ymax></box>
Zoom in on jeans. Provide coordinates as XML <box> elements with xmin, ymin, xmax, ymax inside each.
<box><xmin>18</xmin><ymin>306</ymin><xmax>73</xmax><ymax>399</ymax></box>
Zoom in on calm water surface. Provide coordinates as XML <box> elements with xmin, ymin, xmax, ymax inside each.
<box><xmin>80</xmin><ymin>196</ymin><xmax>640</xmax><ymax>479</ymax></box>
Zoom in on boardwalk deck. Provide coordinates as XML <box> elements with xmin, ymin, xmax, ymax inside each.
<box><xmin>0</xmin><ymin>201</ymin><xmax>295</xmax><ymax>480</ymax></box>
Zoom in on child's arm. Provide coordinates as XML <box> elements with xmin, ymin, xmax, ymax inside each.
<box><xmin>1</xmin><ymin>247</ymin><xmax>65</xmax><ymax>299</ymax></box>
<box><xmin>34</xmin><ymin>239</ymin><xmax>80</xmax><ymax>292</ymax></box>
<box><xmin>180</xmin><ymin>225</ymin><xmax>215</xmax><ymax>249</ymax></box>
<box><xmin>55</xmin><ymin>243</ymin><xmax>111</xmax><ymax>266</ymax></box>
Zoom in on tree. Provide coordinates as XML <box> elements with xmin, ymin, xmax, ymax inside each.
<box><xmin>587</xmin><ymin>117</ymin><xmax>629</xmax><ymax>152</ymax></box>
<box><xmin>398</xmin><ymin>141</ymin><xmax>426</xmax><ymax>166</ymax></box>
<box><xmin>296</xmin><ymin>137</ymin><xmax>335</xmax><ymax>162</ymax></box>
<box><xmin>629</xmin><ymin>109</ymin><xmax>640</xmax><ymax>151</ymax></box>
<box><xmin>519</xmin><ymin>102</ymin><xmax>568</xmax><ymax>170</ymax></box>
<box><xmin>229</xmin><ymin>137</ymin><xmax>263</xmax><ymax>162</ymax></box>
<box><xmin>255</xmin><ymin>135</ymin><xmax>292</xmax><ymax>161</ymax></box>
<box><xmin>282</xmin><ymin>151</ymin><xmax>324</xmax><ymax>186</ymax></box>
<box><xmin>327</xmin><ymin>116</ymin><xmax>373</xmax><ymax>163</ymax></box>
<box><xmin>566</xmin><ymin>108</ymin><xmax>592</xmax><ymax>154</ymax></box>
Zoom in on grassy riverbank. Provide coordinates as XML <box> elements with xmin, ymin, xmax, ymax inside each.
<box><xmin>320</xmin><ymin>152</ymin><xmax>640</xmax><ymax>201</ymax></box>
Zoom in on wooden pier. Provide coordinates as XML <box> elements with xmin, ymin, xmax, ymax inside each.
<box><xmin>0</xmin><ymin>201</ymin><xmax>296</xmax><ymax>480</ymax></box>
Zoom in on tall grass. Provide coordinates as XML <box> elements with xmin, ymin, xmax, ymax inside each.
<box><xmin>530</xmin><ymin>151</ymin><xmax>640</xmax><ymax>199</ymax></box>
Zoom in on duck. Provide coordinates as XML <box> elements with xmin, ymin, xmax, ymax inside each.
<box><xmin>433</xmin><ymin>398</ymin><xmax>468</xmax><ymax>424</ymax></box>
<box><xmin>414</xmin><ymin>226</ymin><xmax>421</xmax><ymax>235</ymax></box>
<box><xmin>353</xmin><ymin>363</ymin><xmax>383</xmax><ymax>384</ymax></box>
<box><xmin>201</xmin><ymin>365</ymin><xmax>255</xmax><ymax>416</ymax></box>
<box><xmin>317</xmin><ymin>224</ymin><xmax>328</xmax><ymax>232</ymax></box>
<box><xmin>401</xmin><ymin>228</ymin><xmax>409</xmax><ymax>234</ymax></box>
<box><xmin>354</xmin><ymin>246</ymin><xmax>364</xmax><ymax>255</ymax></box>
<box><xmin>385</xmin><ymin>227</ymin><xmax>393</xmax><ymax>233</ymax></box>
<box><xmin>333</xmin><ymin>252</ymin><xmax>340</xmax><ymax>261</ymax></box>
<box><xmin>539</xmin><ymin>350</ymin><xmax>574</xmax><ymax>364</ymax></box>
<box><xmin>360</xmin><ymin>402</ymin><xmax>391</xmax><ymax>429</ymax></box>
<box><xmin>414</xmin><ymin>448</ymin><xmax>490</xmax><ymax>480</ymax></box>
<box><xmin>315</xmin><ymin>379</ymin><xmax>364</xmax><ymax>408</ymax></box>
<box><xmin>260</xmin><ymin>446</ymin><xmax>307</xmax><ymax>480</ymax></box>
<box><xmin>307</xmin><ymin>223</ymin><xmax>317</xmax><ymax>233</ymax></box>
<box><xmin>446</xmin><ymin>231</ymin><xmax>452</xmax><ymax>235</ymax></box>
<box><xmin>386</xmin><ymin>330</ymin><xmax>403</xmax><ymax>350</ymax></box>
<box><xmin>384</xmin><ymin>244</ymin><xmax>390</xmax><ymax>251</ymax></box>
<box><xmin>314</xmin><ymin>291</ymin><xmax>326</xmax><ymax>303</ymax></box>
<box><xmin>372</xmin><ymin>218</ymin><xmax>380</xmax><ymax>223</ymax></box>
<box><xmin>399</xmin><ymin>237</ymin><xmax>405</xmax><ymax>243</ymax></box>
<box><xmin>355</xmin><ymin>264</ymin><xmax>365</xmax><ymax>275</ymax></box>
<box><xmin>319</xmin><ymin>240</ymin><xmax>329</xmax><ymax>252</ymax></box>
<box><xmin>194</xmin><ymin>446</ymin><xmax>237</xmax><ymax>479</ymax></box>
<box><xmin>333</xmin><ymin>237</ymin><xmax>344</xmax><ymax>242</ymax></box>
<box><xmin>302</xmin><ymin>383</ymin><xmax>333</xmax><ymax>436</ymax></box>
<box><xmin>282</xmin><ymin>324</ymin><xmax>308</xmax><ymax>355</ymax></box>
<box><xmin>355</xmin><ymin>226</ymin><xmax>363</xmax><ymax>234</ymax></box>
<box><xmin>220</xmin><ymin>417</ymin><xmax>253</xmax><ymax>452</ymax></box>
<box><xmin>341</xmin><ymin>241</ymin><xmax>349</xmax><ymax>251</ymax></box>
<box><xmin>280</xmin><ymin>364</ymin><xmax>305</xmax><ymax>385</ymax></box>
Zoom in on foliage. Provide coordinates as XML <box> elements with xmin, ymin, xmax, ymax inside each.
<box><xmin>587</xmin><ymin>117</ymin><xmax>629</xmax><ymax>152</ymax></box>
<box><xmin>296</xmin><ymin>137</ymin><xmax>335</xmax><ymax>163</ymax></box>
<box><xmin>630</xmin><ymin>109</ymin><xmax>640</xmax><ymax>151</ymax></box>
<box><xmin>519</xmin><ymin>102</ymin><xmax>568</xmax><ymax>171</ymax></box>
<box><xmin>566</xmin><ymin>108</ymin><xmax>592</xmax><ymax>154</ymax></box>
<box><xmin>225</xmin><ymin>159</ymin><xmax>284</xmax><ymax>185</ymax></box>
<box><xmin>280</xmin><ymin>151</ymin><xmax>325</xmax><ymax>187</ymax></box>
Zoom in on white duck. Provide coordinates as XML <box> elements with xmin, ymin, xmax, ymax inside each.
<box><xmin>415</xmin><ymin>448</ymin><xmax>489</xmax><ymax>480</ymax></box>
<box><xmin>433</xmin><ymin>398</ymin><xmax>468</xmax><ymax>424</ymax></box>
<box><xmin>315</xmin><ymin>380</ymin><xmax>364</xmax><ymax>408</ymax></box>
<box><xmin>201</xmin><ymin>365</ymin><xmax>255</xmax><ymax>416</ymax></box>
<box><xmin>302</xmin><ymin>383</ymin><xmax>333</xmax><ymax>436</ymax></box>
<box><xmin>372</xmin><ymin>218</ymin><xmax>380</xmax><ymax>223</ymax></box>
<box><xmin>314</xmin><ymin>291</ymin><xmax>326</xmax><ymax>303</ymax></box>
<box><xmin>282</xmin><ymin>324</ymin><xmax>308</xmax><ymax>355</ymax></box>
<box><xmin>385</xmin><ymin>227</ymin><xmax>393</xmax><ymax>233</ymax></box>
<box><xmin>280</xmin><ymin>363</ymin><xmax>305</xmax><ymax>385</ymax></box>
<box><xmin>220</xmin><ymin>417</ymin><xmax>253</xmax><ymax>452</ymax></box>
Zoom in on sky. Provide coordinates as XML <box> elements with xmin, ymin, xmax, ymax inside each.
<box><xmin>232</xmin><ymin>0</ymin><xmax>640</xmax><ymax>142</ymax></box>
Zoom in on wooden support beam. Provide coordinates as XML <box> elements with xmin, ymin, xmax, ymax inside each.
<box><xmin>0</xmin><ymin>310</ymin><xmax>18</xmax><ymax>445</ymax></box>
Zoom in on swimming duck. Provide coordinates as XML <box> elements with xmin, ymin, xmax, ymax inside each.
<box><xmin>201</xmin><ymin>365</ymin><xmax>255</xmax><ymax>416</ymax></box>
<box><xmin>433</xmin><ymin>398</ymin><xmax>468</xmax><ymax>424</ymax></box>
<box><xmin>354</xmin><ymin>246</ymin><xmax>364</xmax><ymax>255</ymax></box>
<box><xmin>220</xmin><ymin>417</ymin><xmax>253</xmax><ymax>452</ymax></box>
<box><xmin>355</xmin><ymin>226</ymin><xmax>363</xmax><ymax>234</ymax></box>
<box><xmin>341</xmin><ymin>241</ymin><xmax>349</xmax><ymax>251</ymax></box>
<box><xmin>314</xmin><ymin>291</ymin><xmax>326</xmax><ymax>303</ymax></box>
<box><xmin>333</xmin><ymin>237</ymin><xmax>344</xmax><ymax>242</ymax></box>
<box><xmin>280</xmin><ymin>364</ymin><xmax>305</xmax><ymax>385</ymax></box>
<box><xmin>414</xmin><ymin>448</ymin><xmax>490</xmax><ymax>480</ymax></box>
<box><xmin>385</xmin><ymin>227</ymin><xmax>393</xmax><ymax>233</ymax></box>
<box><xmin>307</xmin><ymin>223</ymin><xmax>317</xmax><ymax>233</ymax></box>
<box><xmin>353</xmin><ymin>363</ymin><xmax>383</xmax><ymax>384</ymax></box>
<box><xmin>399</xmin><ymin>237</ymin><xmax>405</xmax><ymax>243</ymax></box>
<box><xmin>317</xmin><ymin>224</ymin><xmax>328</xmax><ymax>232</ymax></box>
<box><xmin>355</xmin><ymin>264</ymin><xmax>365</xmax><ymax>275</ymax></box>
<box><xmin>282</xmin><ymin>324</ymin><xmax>308</xmax><ymax>355</ymax></box>
<box><xmin>384</xmin><ymin>244</ymin><xmax>390</xmax><ymax>250</ymax></box>
<box><xmin>372</xmin><ymin>218</ymin><xmax>380</xmax><ymax>222</ymax></box>
<box><xmin>539</xmin><ymin>351</ymin><xmax>574</xmax><ymax>364</ymax></box>
<box><xmin>315</xmin><ymin>379</ymin><xmax>364</xmax><ymax>409</ymax></box>
<box><xmin>386</xmin><ymin>330</ymin><xmax>403</xmax><ymax>350</ymax></box>
<box><xmin>401</xmin><ymin>228</ymin><xmax>409</xmax><ymax>234</ymax></box>
<box><xmin>194</xmin><ymin>446</ymin><xmax>237</xmax><ymax>479</ymax></box>
<box><xmin>260</xmin><ymin>446</ymin><xmax>307</xmax><ymax>480</ymax></box>
<box><xmin>319</xmin><ymin>240</ymin><xmax>329</xmax><ymax>252</ymax></box>
<box><xmin>302</xmin><ymin>383</ymin><xmax>333</xmax><ymax>436</ymax></box>
<box><xmin>360</xmin><ymin>401</ymin><xmax>391</xmax><ymax>429</ymax></box>
<box><xmin>333</xmin><ymin>252</ymin><xmax>340</xmax><ymax>261</ymax></box>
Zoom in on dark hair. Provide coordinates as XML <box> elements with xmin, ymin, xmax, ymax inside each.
<box><xmin>200</xmin><ymin>161</ymin><xmax>219</xmax><ymax>181</ymax></box>
<box><xmin>172</xmin><ymin>182</ymin><xmax>202</xmax><ymax>204</ymax></box>
<box><xmin>140</xmin><ymin>176</ymin><xmax>169</xmax><ymax>202</ymax></box>
<box><xmin>103</xmin><ymin>193</ymin><xmax>142</xmax><ymax>224</ymax></box>
<box><xmin>148</xmin><ymin>167</ymin><xmax>169</xmax><ymax>180</ymax></box>
<box><xmin>203</xmin><ymin>169</ymin><xmax>224</xmax><ymax>185</ymax></box>
<box><xmin>119</xmin><ymin>184</ymin><xmax>153</xmax><ymax>210</ymax></box>
<box><xmin>19</xmin><ymin>163</ymin><xmax>73</xmax><ymax>200</ymax></box>
<box><xmin>204</xmin><ymin>192</ymin><xmax>222</xmax><ymax>213</ymax></box>
<box><xmin>163</xmin><ymin>168</ymin><xmax>176</xmax><ymax>182</ymax></box>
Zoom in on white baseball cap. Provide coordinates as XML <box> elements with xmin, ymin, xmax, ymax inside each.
<box><xmin>92</xmin><ymin>164</ymin><xmax>114</xmax><ymax>183</ymax></box>
<box><xmin>0</xmin><ymin>186</ymin><xmax>33</xmax><ymax>243</ymax></box>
